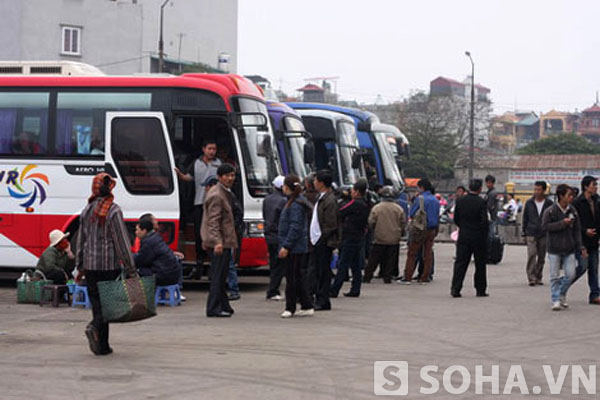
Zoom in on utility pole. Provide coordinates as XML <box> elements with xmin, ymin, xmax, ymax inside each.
<box><xmin>177</xmin><ymin>33</ymin><xmax>185</xmax><ymax>73</ymax></box>
<box><xmin>465</xmin><ymin>51</ymin><xmax>475</xmax><ymax>181</ymax></box>
<box><xmin>158</xmin><ymin>0</ymin><xmax>170</xmax><ymax>73</ymax></box>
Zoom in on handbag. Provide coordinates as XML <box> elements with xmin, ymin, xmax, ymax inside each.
<box><xmin>16</xmin><ymin>270</ymin><xmax>53</xmax><ymax>304</ymax></box>
<box><xmin>97</xmin><ymin>273</ymin><xmax>156</xmax><ymax>323</ymax></box>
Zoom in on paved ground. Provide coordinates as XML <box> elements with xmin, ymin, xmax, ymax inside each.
<box><xmin>1</xmin><ymin>243</ymin><xmax>599</xmax><ymax>399</ymax></box>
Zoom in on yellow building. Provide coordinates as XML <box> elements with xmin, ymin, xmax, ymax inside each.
<box><xmin>539</xmin><ymin>110</ymin><xmax>579</xmax><ymax>138</ymax></box>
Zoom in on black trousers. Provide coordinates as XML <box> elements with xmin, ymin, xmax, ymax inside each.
<box><xmin>193</xmin><ymin>205</ymin><xmax>206</xmax><ymax>264</ymax></box>
<box><xmin>313</xmin><ymin>243</ymin><xmax>333</xmax><ymax>308</ymax></box>
<box><xmin>285</xmin><ymin>253</ymin><xmax>313</xmax><ymax>312</ymax></box>
<box><xmin>206</xmin><ymin>248</ymin><xmax>233</xmax><ymax>316</ymax></box>
<box><xmin>451</xmin><ymin>237</ymin><xmax>487</xmax><ymax>294</ymax></box>
<box><xmin>364</xmin><ymin>244</ymin><xmax>399</xmax><ymax>283</ymax></box>
<box><xmin>45</xmin><ymin>269</ymin><xmax>68</xmax><ymax>285</ymax></box>
<box><xmin>267</xmin><ymin>243</ymin><xmax>286</xmax><ymax>298</ymax></box>
<box><xmin>86</xmin><ymin>269</ymin><xmax>121</xmax><ymax>352</ymax></box>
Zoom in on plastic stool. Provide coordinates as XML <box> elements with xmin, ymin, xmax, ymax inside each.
<box><xmin>71</xmin><ymin>285</ymin><xmax>91</xmax><ymax>309</ymax></box>
<box><xmin>40</xmin><ymin>284</ymin><xmax>70</xmax><ymax>307</ymax></box>
<box><xmin>155</xmin><ymin>284</ymin><xmax>181</xmax><ymax>307</ymax></box>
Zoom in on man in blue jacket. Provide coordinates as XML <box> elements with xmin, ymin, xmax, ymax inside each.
<box><xmin>402</xmin><ymin>178</ymin><xmax>440</xmax><ymax>284</ymax></box>
<box><xmin>135</xmin><ymin>216</ymin><xmax>181</xmax><ymax>286</ymax></box>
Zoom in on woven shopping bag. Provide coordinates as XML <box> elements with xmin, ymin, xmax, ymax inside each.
<box><xmin>16</xmin><ymin>270</ymin><xmax>53</xmax><ymax>304</ymax></box>
<box><xmin>97</xmin><ymin>274</ymin><xmax>156</xmax><ymax>323</ymax></box>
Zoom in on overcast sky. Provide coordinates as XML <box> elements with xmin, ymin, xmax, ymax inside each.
<box><xmin>238</xmin><ymin>0</ymin><xmax>599</xmax><ymax>114</ymax></box>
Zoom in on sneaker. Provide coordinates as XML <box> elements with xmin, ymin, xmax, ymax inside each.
<box><xmin>419</xmin><ymin>280</ymin><xmax>429</xmax><ymax>286</ymax></box>
<box><xmin>180</xmin><ymin>294</ymin><xmax>187</xmax><ymax>302</ymax></box>
<box><xmin>296</xmin><ymin>308</ymin><xmax>314</xmax><ymax>317</ymax></box>
<box><xmin>228</xmin><ymin>293</ymin><xmax>241</xmax><ymax>301</ymax></box>
<box><xmin>398</xmin><ymin>279</ymin><xmax>412</xmax><ymax>285</ymax></box>
<box><xmin>281</xmin><ymin>310</ymin><xmax>293</xmax><ymax>318</ymax></box>
<box><xmin>559</xmin><ymin>295</ymin><xmax>568</xmax><ymax>308</ymax></box>
<box><xmin>267</xmin><ymin>295</ymin><xmax>283</xmax><ymax>301</ymax></box>
<box><xmin>552</xmin><ymin>301</ymin><xmax>562</xmax><ymax>311</ymax></box>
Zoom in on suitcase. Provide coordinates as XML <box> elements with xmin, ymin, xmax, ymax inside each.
<box><xmin>487</xmin><ymin>234</ymin><xmax>504</xmax><ymax>264</ymax></box>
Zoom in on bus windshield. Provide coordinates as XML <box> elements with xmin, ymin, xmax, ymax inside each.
<box><xmin>233</xmin><ymin>97</ymin><xmax>280</xmax><ymax>197</ymax></box>
<box><xmin>373</xmin><ymin>130</ymin><xmax>403</xmax><ymax>189</ymax></box>
<box><xmin>283</xmin><ymin>116</ymin><xmax>310</xmax><ymax>179</ymax></box>
<box><xmin>337</xmin><ymin>121</ymin><xmax>361</xmax><ymax>185</ymax></box>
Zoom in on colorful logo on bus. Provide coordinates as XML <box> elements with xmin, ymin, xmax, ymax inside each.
<box><xmin>1</xmin><ymin>165</ymin><xmax>49</xmax><ymax>211</ymax></box>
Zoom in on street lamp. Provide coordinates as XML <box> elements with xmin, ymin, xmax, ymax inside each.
<box><xmin>465</xmin><ymin>51</ymin><xmax>475</xmax><ymax>181</ymax></box>
<box><xmin>158</xmin><ymin>0</ymin><xmax>170</xmax><ymax>73</ymax></box>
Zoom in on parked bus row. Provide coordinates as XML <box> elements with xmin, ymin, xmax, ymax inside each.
<box><xmin>0</xmin><ymin>69</ymin><xmax>409</xmax><ymax>273</ymax></box>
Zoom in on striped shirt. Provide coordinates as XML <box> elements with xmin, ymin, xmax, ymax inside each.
<box><xmin>75</xmin><ymin>199</ymin><xmax>135</xmax><ymax>273</ymax></box>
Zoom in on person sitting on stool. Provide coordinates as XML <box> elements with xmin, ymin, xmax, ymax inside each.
<box><xmin>134</xmin><ymin>216</ymin><xmax>181</xmax><ymax>286</ymax></box>
<box><xmin>36</xmin><ymin>229</ymin><xmax>74</xmax><ymax>285</ymax></box>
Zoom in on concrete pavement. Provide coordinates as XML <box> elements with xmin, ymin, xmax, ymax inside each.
<box><xmin>1</xmin><ymin>243</ymin><xmax>599</xmax><ymax>399</ymax></box>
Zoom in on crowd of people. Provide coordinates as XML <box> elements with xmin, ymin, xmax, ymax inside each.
<box><xmin>34</xmin><ymin>139</ymin><xmax>600</xmax><ymax>355</ymax></box>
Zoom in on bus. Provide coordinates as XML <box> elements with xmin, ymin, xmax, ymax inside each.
<box><xmin>287</xmin><ymin>103</ymin><xmax>404</xmax><ymax>192</ymax></box>
<box><xmin>371</xmin><ymin>123</ymin><xmax>410</xmax><ymax>175</ymax></box>
<box><xmin>287</xmin><ymin>107</ymin><xmax>364</xmax><ymax>188</ymax></box>
<box><xmin>0</xmin><ymin>73</ymin><xmax>280</xmax><ymax>270</ymax></box>
<box><xmin>267</xmin><ymin>102</ymin><xmax>314</xmax><ymax>179</ymax></box>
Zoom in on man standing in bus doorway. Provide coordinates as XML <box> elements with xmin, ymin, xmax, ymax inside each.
<box><xmin>201</xmin><ymin>163</ymin><xmax>238</xmax><ymax>317</ymax></box>
<box><xmin>310</xmin><ymin>170</ymin><xmax>341</xmax><ymax>311</ymax></box>
<box><xmin>175</xmin><ymin>139</ymin><xmax>222</xmax><ymax>273</ymax></box>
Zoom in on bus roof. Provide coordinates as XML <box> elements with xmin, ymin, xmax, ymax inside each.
<box><xmin>287</xmin><ymin>102</ymin><xmax>380</xmax><ymax>124</ymax></box>
<box><xmin>0</xmin><ymin>73</ymin><xmax>264</xmax><ymax>108</ymax></box>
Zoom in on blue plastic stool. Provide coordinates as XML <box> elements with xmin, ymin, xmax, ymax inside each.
<box><xmin>71</xmin><ymin>285</ymin><xmax>91</xmax><ymax>309</ymax></box>
<box><xmin>155</xmin><ymin>284</ymin><xmax>181</xmax><ymax>307</ymax></box>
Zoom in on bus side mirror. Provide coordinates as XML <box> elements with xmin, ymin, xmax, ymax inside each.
<box><xmin>396</xmin><ymin>142</ymin><xmax>405</xmax><ymax>156</ymax></box>
<box><xmin>303</xmin><ymin>142</ymin><xmax>315</xmax><ymax>164</ymax></box>
<box><xmin>256</xmin><ymin>133</ymin><xmax>272</xmax><ymax>157</ymax></box>
<box><xmin>351</xmin><ymin>151</ymin><xmax>362</xmax><ymax>169</ymax></box>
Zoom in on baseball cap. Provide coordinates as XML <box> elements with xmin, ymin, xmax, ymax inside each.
<box><xmin>201</xmin><ymin>175</ymin><xmax>219</xmax><ymax>187</ymax></box>
<box><xmin>272</xmin><ymin>175</ymin><xmax>285</xmax><ymax>190</ymax></box>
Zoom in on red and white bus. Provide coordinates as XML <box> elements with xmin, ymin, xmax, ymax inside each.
<box><xmin>0</xmin><ymin>74</ymin><xmax>280</xmax><ymax>270</ymax></box>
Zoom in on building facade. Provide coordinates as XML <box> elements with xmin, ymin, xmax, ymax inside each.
<box><xmin>0</xmin><ymin>0</ymin><xmax>238</xmax><ymax>74</ymax></box>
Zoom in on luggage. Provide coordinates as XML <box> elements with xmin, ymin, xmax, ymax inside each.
<box><xmin>487</xmin><ymin>234</ymin><xmax>504</xmax><ymax>265</ymax></box>
<box><xmin>16</xmin><ymin>270</ymin><xmax>53</xmax><ymax>304</ymax></box>
<box><xmin>97</xmin><ymin>274</ymin><xmax>156</xmax><ymax>323</ymax></box>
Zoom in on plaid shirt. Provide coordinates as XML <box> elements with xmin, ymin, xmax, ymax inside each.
<box><xmin>75</xmin><ymin>199</ymin><xmax>135</xmax><ymax>273</ymax></box>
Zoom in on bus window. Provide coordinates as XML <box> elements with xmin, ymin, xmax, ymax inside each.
<box><xmin>0</xmin><ymin>92</ymin><xmax>49</xmax><ymax>156</ymax></box>
<box><xmin>110</xmin><ymin>117</ymin><xmax>174</xmax><ymax>195</ymax></box>
<box><xmin>56</xmin><ymin>92</ymin><xmax>151</xmax><ymax>157</ymax></box>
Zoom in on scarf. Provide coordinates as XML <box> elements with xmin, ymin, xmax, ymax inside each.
<box><xmin>89</xmin><ymin>173</ymin><xmax>116</xmax><ymax>225</ymax></box>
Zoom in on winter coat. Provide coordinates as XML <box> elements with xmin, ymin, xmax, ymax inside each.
<box><xmin>262</xmin><ymin>189</ymin><xmax>287</xmax><ymax>245</ymax></box>
<box><xmin>522</xmin><ymin>197</ymin><xmax>553</xmax><ymax>238</ymax></box>
<box><xmin>201</xmin><ymin>182</ymin><xmax>238</xmax><ymax>249</ymax></box>
<box><xmin>278</xmin><ymin>195</ymin><xmax>312</xmax><ymax>254</ymax></box>
<box><xmin>135</xmin><ymin>231</ymin><xmax>180</xmax><ymax>277</ymax></box>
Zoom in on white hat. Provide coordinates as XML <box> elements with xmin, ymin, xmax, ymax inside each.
<box><xmin>48</xmin><ymin>229</ymin><xmax>69</xmax><ymax>247</ymax></box>
<box><xmin>272</xmin><ymin>175</ymin><xmax>285</xmax><ymax>190</ymax></box>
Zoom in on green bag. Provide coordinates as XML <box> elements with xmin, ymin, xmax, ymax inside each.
<box><xmin>97</xmin><ymin>274</ymin><xmax>156</xmax><ymax>323</ymax></box>
<box><xmin>16</xmin><ymin>270</ymin><xmax>53</xmax><ymax>304</ymax></box>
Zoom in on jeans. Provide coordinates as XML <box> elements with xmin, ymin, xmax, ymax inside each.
<box><xmin>227</xmin><ymin>255</ymin><xmax>239</xmax><ymax>296</ymax></box>
<box><xmin>570</xmin><ymin>250</ymin><xmax>600</xmax><ymax>302</ymax></box>
<box><xmin>330</xmin><ymin>237</ymin><xmax>365</xmax><ymax>296</ymax></box>
<box><xmin>548</xmin><ymin>253</ymin><xmax>576</xmax><ymax>302</ymax></box>
<box><xmin>266</xmin><ymin>243</ymin><xmax>285</xmax><ymax>298</ymax></box>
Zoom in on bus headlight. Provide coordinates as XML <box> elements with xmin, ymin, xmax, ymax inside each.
<box><xmin>247</xmin><ymin>220</ymin><xmax>265</xmax><ymax>237</ymax></box>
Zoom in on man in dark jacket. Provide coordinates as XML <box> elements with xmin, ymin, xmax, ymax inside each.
<box><xmin>522</xmin><ymin>181</ymin><xmax>553</xmax><ymax>286</ymax></box>
<box><xmin>451</xmin><ymin>178</ymin><xmax>489</xmax><ymax>298</ymax></box>
<box><xmin>309</xmin><ymin>170</ymin><xmax>340</xmax><ymax>311</ymax></box>
<box><xmin>263</xmin><ymin>176</ymin><xmax>288</xmax><ymax>301</ymax></box>
<box><xmin>201</xmin><ymin>163</ymin><xmax>238</xmax><ymax>317</ymax></box>
<box><xmin>330</xmin><ymin>179</ymin><xmax>369</xmax><ymax>298</ymax></box>
<box><xmin>485</xmin><ymin>175</ymin><xmax>499</xmax><ymax>240</ymax></box>
<box><xmin>571</xmin><ymin>176</ymin><xmax>600</xmax><ymax>304</ymax></box>
<box><xmin>135</xmin><ymin>217</ymin><xmax>180</xmax><ymax>286</ymax></box>
<box><xmin>542</xmin><ymin>184</ymin><xmax>585</xmax><ymax>311</ymax></box>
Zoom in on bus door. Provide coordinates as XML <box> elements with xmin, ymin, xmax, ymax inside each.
<box><xmin>104</xmin><ymin>112</ymin><xmax>179</xmax><ymax>247</ymax></box>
